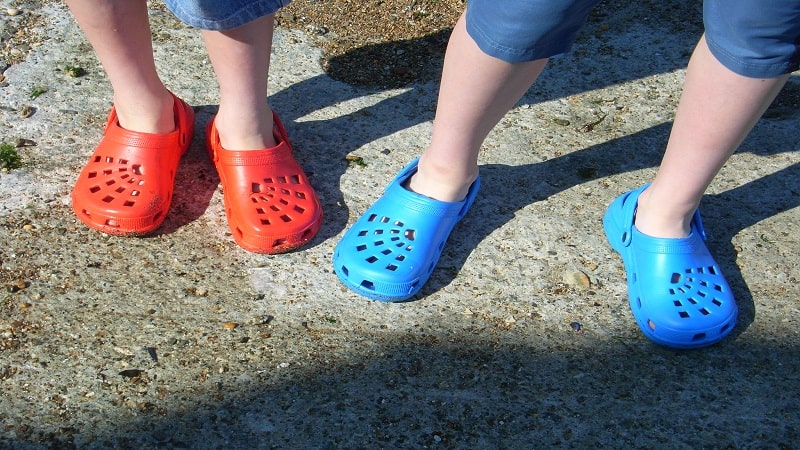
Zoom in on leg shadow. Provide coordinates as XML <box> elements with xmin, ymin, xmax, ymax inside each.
<box><xmin>420</xmin><ymin>120</ymin><xmax>800</xmax><ymax>342</ymax></box>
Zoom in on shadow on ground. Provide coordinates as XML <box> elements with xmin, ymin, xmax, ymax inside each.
<box><xmin>15</xmin><ymin>330</ymin><xmax>799</xmax><ymax>448</ymax></box>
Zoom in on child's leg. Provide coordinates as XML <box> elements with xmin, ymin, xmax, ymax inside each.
<box><xmin>407</xmin><ymin>13</ymin><xmax>547</xmax><ymax>202</ymax></box>
<box><xmin>65</xmin><ymin>0</ymin><xmax>174</xmax><ymax>133</ymax></box>
<box><xmin>196</xmin><ymin>10</ymin><xmax>322</xmax><ymax>253</ymax></box>
<box><xmin>603</xmin><ymin>0</ymin><xmax>799</xmax><ymax>348</ymax></box>
<box><xmin>201</xmin><ymin>14</ymin><xmax>277</xmax><ymax>151</ymax></box>
<box><xmin>68</xmin><ymin>0</ymin><xmax>195</xmax><ymax>236</ymax></box>
<box><xmin>334</xmin><ymin>0</ymin><xmax>601</xmax><ymax>301</ymax></box>
<box><xmin>635</xmin><ymin>35</ymin><xmax>789</xmax><ymax>239</ymax></box>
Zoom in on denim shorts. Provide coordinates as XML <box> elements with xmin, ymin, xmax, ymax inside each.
<box><xmin>465</xmin><ymin>0</ymin><xmax>602</xmax><ymax>63</ymax></box>
<box><xmin>704</xmin><ymin>0</ymin><xmax>800</xmax><ymax>78</ymax></box>
<box><xmin>164</xmin><ymin>0</ymin><xmax>290</xmax><ymax>31</ymax></box>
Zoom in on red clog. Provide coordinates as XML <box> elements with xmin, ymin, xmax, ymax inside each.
<box><xmin>206</xmin><ymin>113</ymin><xmax>322</xmax><ymax>254</ymax></box>
<box><xmin>71</xmin><ymin>93</ymin><xmax>195</xmax><ymax>236</ymax></box>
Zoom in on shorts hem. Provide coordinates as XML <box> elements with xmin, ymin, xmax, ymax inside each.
<box><xmin>165</xmin><ymin>0</ymin><xmax>289</xmax><ymax>31</ymax></box>
<box><xmin>465</xmin><ymin>15</ymin><xmax>571</xmax><ymax>63</ymax></box>
<box><xmin>706</xmin><ymin>35</ymin><xmax>799</xmax><ymax>79</ymax></box>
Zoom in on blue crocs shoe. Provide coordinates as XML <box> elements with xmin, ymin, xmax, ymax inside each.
<box><xmin>603</xmin><ymin>185</ymin><xmax>738</xmax><ymax>349</ymax></box>
<box><xmin>334</xmin><ymin>158</ymin><xmax>480</xmax><ymax>302</ymax></box>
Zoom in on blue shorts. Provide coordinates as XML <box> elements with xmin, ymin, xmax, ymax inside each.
<box><xmin>704</xmin><ymin>0</ymin><xmax>800</xmax><ymax>78</ymax></box>
<box><xmin>164</xmin><ymin>0</ymin><xmax>289</xmax><ymax>31</ymax></box>
<box><xmin>465</xmin><ymin>0</ymin><xmax>602</xmax><ymax>63</ymax></box>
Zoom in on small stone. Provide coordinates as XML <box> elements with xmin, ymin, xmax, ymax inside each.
<box><xmin>252</xmin><ymin>314</ymin><xmax>274</xmax><ymax>325</ymax></box>
<box><xmin>563</xmin><ymin>269</ymin><xmax>591</xmax><ymax>289</ymax></box>
<box><xmin>7</xmin><ymin>279</ymin><xmax>26</xmax><ymax>293</ymax></box>
<box><xmin>15</xmin><ymin>138</ymin><xmax>36</xmax><ymax>148</ymax></box>
<box><xmin>7</xmin><ymin>8</ymin><xmax>21</xmax><ymax>16</ymax></box>
<box><xmin>20</xmin><ymin>105</ymin><xmax>34</xmax><ymax>118</ymax></box>
<box><xmin>119</xmin><ymin>369</ymin><xmax>144</xmax><ymax>378</ymax></box>
<box><xmin>22</xmin><ymin>224</ymin><xmax>33</xmax><ymax>231</ymax></box>
<box><xmin>223</xmin><ymin>322</ymin><xmax>238</xmax><ymax>330</ymax></box>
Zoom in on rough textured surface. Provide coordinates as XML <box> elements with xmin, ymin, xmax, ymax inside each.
<box><xmin>1</xmin><ymin>0</ymin><xmax>800</xmax><ymax>448</ymax></box>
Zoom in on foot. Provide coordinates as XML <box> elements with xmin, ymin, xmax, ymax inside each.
<box><xmin>211</xmin><ymin>105</ymin><xmax>277</xmax><ymax>151</ymax></box>
<box><xmin>333</xmin><ymin>158</ymin><xmax>480</xmax><ymax>302</ymax></box>
<box><xmin>603</xmin><ymin>185</ymin><xmax>738</xmax><ymax>349</ymax></box>
<box><xmin>112</xmin><ymin>90</ymin><xmax>176</xmax><ymax>135</ymax></box>
<box><xmin>206</xmin><ymin>112</ymin><xmax>322</xmax><ymax>254</ymax></box>
<box><xmin>71</xmin><ymin>93</ymin><xmax>195</xmax><ymax>236</ymax></box>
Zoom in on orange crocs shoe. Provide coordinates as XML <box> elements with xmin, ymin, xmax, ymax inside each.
<box><xmin>71</xmin><ymin>93</ymin><xmax>195</xmax><ymax>236</ymax></box>
<box><xmin>206</xmin><ymin>113</ymin><xmax>322</xmax><ymax>254</ymax></box>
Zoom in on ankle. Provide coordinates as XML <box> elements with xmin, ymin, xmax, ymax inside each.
<box><xmin>634</xmin><ymin>187</ymin><xmax>693</xmax><ymax>238</ymax></box>
<box><xmin>406</xmin><ymin>157</ymin><xmax>477</xmax><ymax>202</ymax></box>
<box><xmin>214</xmin><ymin>108</ymin><xmax>277</xmax><ymax>151</ymax></box>
<box><xmin>113</xmin><ymin>91</ymin><xmax>175</xmax><ymax>134</ymax></box>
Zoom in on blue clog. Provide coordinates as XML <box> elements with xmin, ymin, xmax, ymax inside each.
<box><xmin>603</xmin><ymin>185</ymin><xmax>738</xmax><ymax>349</ymax></box>
<box><xmin>334</xmin><ymin>158</ymin><xmax>480</xmax><ymax>302</ymax></box>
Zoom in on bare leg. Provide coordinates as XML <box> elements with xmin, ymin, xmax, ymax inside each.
<box><xmin>407</xmin><ymin>13</ymin><xmax>548</xmax><ymax>202</ymax></box>
<box><xmin>635</xmin><ymin>35</ymin><xmax>789</xmax><ymax>238</ymax></box>
<box><xmin>202</xmin><ymin>14</ymin><xmax>277</xmax><ymax>151</ymax></box>
<box><xmin>65</xmin><ymin>0</ymin><xmax>174</xmax><ymax>133</ymax></box>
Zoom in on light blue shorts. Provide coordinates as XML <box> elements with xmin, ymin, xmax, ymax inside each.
<box><xmin>164</xmin><ymin>0</ymin><xmax>290</xmax><ymax>31</ymax></box>
<box><xmin>704</xmin><ymin>0</ymin><xmax>800</xmax><ymax>78</ymax></box>
<box><xmin>465</xmin><ymin>0</ymin><xmax>601</xmax><ymax>63</ymax></box>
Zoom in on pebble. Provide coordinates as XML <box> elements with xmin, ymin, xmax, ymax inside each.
<box><xmin>563</xmin><ymin>269</ymin><xmax>591</xmax><ymax>289</ymax></box>
<box><xmin>251</xmin><ymin>315</ymin><xmax>275</xmax><ymax>325</ymax></box>
<box><xmin>223</xmin><ymin>322</ymin><xmax>238</xmax><ymax>330</ymax></box>
<box><xmin>20</xmin><ymin>105</ymin><xmax>34</xmax><ymax>119</ymax></box>
<box><xmin>119</xmin><ymin>369</ymin><xmax>144</xmax><ymax>378</ymax></box>
<box><xmin>7</xmin><ymin>8</ymin><xmax>21</xmax><ymax>16</ymax></box>
<box><xmin>15</xmin><ymin>138</ymin><xmax>36</xmax><ymax>147</ymax></box>
<box><xmin>7</xmin><ymin>279</ymin><xmax>26</xmax><ymax>293</ymax></box>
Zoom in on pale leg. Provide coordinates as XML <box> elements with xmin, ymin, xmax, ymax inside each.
<box><xmin>65</xmin><ymin>0</ymin><xmax>174</xmax><ymax>133</ymax></box>
<box><xmin>201</xmin><ymin>14</ymin><xmax>277</xmax><ymax>151</ymax></box>
<box><xmin>635</xmin><ymin>35</ymin><xmax>789</xmax><ymax>238</ymax></box>
<box><xmin>407</xmin><ymin>13</ymin><xmax>548</xmax><ymax>202</ymax></box>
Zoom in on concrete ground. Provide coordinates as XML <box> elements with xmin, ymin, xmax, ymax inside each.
<box><xmin>1</xmin><ymin>1</ymin><xmax>799</xmax><ymax>449</ymax></box>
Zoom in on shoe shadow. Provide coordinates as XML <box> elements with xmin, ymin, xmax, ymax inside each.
<box><xmin>153</xmin><ymin>106</ymin><xmax>219</xmax><ymax>236</ymax></box>
<box><xmin>268</xmin><ymin>77</ymin><xmax>438</xmax><ymax>247</ymax></box>
<box><xmin>419</xmin><ymin>122</ymin><xmax>673</xmax><ymax>299</ymax></box>
<box><xmin>703</xmin><ymin>161</ymin><xmax>800</xmax><ymax>337</ymax></box>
